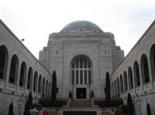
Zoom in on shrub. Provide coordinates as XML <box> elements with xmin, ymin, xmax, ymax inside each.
<box><xmin>68</xmin><ymin>91</ymin><xmax>73</xmax><ymax>100</ymax></box>
<box><xmin>90</xmin><ymin>91</ymin><xmax>94</xmax><ymax>100</ymax></box>
<box><xmin>39</xmin><ymin>98</ymin><xmax>67</xmax><ymax>107</ymax></box>
<box><xmin>94</xmin><ymin>98</ymin><xmax>123</xmax><ymax>107</ymax></box>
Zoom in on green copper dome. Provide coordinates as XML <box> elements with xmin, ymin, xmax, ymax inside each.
<box><xmin>60</xmin><ymin>20</ymin><xmax>103</xmax><ymax>33</ymax></box>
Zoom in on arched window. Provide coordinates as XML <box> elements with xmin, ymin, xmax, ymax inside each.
<box><xmin>0</xmin><ymin>45</ymin><xmax>8</xmax><ymax>80</ymax></box>
<box><xmin>19</xmin><ymin>62</ymin><xmax>27</xmax><ymax>87</ymax></box>
<box><xmin>27</xmin><ymin>67</ymin><xmax>33</xmax><ymax>90</ymax></box>
<box><xmin>128</xmin><ymin>67</ymin><xmax>133</xmax><ymax>89</ymax></box>
<box><xmin>120</xmin><ymin>75</ymin><xmax>123</xmax><ymax>93</ymax></box>
<box><xmin>150</xmin><ymin>44</ymin><xmax>155</xmax><ymax>82</ymax></box>
<box><xmin>71</xmin><ymin>55</ymin><xmax>92</xmax><ymax>85</ymax></box>
<box><xmin>33</xmin><ymin>71</ymin><xmax>38</xmax><ymax>92</ymax></box>
<box><xmin>141</xmin><ymin>54</ymin><xmax>150</xmax><ymax>84</ymax></box>
<box><xmin>38</xmin><ymin>75</ymin><xmax>42</xmax><ymax>93</ymax></box>
<box><xmin>134</xmin><ymin>61</ymin><xmax>140</xmax><ymax>87</ymax></box>
<box><xmin>123</xmin><ymin>71</ymin><xmax>128</xmax><ymax>91</ymax></box>
<box><xmin>9</xmin><ymin>55</ymin><xmax>19</xmax><ymax>84</ymax></box>
<box><xmin>42</xmin><ymin>78</ymin><xmax>45</xmax><ymax>97</ymax></box>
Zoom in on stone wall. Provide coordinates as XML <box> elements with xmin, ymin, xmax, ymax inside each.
<box><xmin>0</xmin><ymin>20</ymin><xmax>52</xmax><ymax>115</ymax></box>
<box><xmin>111</xmin><ymin>20</ymin><xmax>155</xmax><ymax>115</ymax></box>
<box><xmin>40</xmin><ymin>30</ymin><xmax>123</xmax><ymax>100</ymax></box>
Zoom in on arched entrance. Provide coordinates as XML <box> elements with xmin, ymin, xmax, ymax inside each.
<box><xmin>71</xmin><ymin>55</ymin><xmax>92</xmax><ymax>99</ymax></box>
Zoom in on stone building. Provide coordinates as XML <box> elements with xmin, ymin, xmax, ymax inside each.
<box><xmin>0</xmin><ymin>20</ymin><xmax>52</xmax><ymax>115</ymax></box>
<box><xmin>1</xmin><ymin>19</ymin><xmax>155</xmax><ymax>115</ymax></box>
<box><xmin>39</xmin><ymin>21</ymin><xmax>124</xmax><ymax>100</ymax></box>
<box><xmin>111</xmin><ymin>20</ymin><xmax>155</xmax><ymax>115</ymax></box>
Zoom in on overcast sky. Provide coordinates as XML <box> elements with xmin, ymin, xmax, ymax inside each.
<box><xmin>0</xmin><ymin>0</ymin><xmax>155</xmax><ymax>58</ymax></box>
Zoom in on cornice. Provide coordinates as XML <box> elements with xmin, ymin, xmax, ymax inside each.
<box><xmin>49</xmin><ymin>32</ymin><xmax>114</xmax><ymax>39</ymax></box>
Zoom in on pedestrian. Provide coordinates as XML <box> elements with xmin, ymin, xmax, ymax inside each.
<box><xmin>42</xmin><ymin>108</ymin><xmax>48</xmax><ymax>115</ymax></box>
<box><xmin>30</xmin><ymin>107</ymin><xmax>38</xmax><ymax>115</ymax></box>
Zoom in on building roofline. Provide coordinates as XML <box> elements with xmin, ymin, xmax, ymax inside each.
<box><xmin>112</xmin><ymin>20</ymin><xmax>155</xmax><ymax>74</ymax></box>
<box><xmin>0</xmin><ymin>19</ymin><xmax>52</xmax><ymax>77</ymax></box>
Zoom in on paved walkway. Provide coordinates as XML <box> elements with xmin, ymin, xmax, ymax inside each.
<box><xmin>39</xmin><ymin>100</ymin><xmax>115</xmax><ymax>115</ymax></box>
<box><xmin>39</xmin><ymin>109</ymin><xmax>114</xmax><ymax>115</ymax></box>
<box><xmin>45</xmin><ymin>111</ymin><xmax>114</xmax><ymax>115</ymax></box>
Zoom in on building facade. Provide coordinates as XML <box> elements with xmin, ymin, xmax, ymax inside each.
<box><xmin>1</xmin><ymin>19</ymin><xmax>155</xmax><ymax>115</ymax></box>
<box><xmin>39</xmin><ymin>21</ymin><xmax>124</xmax><ymax>99</ymax></box>
<box><xmin>111</xmin><ymin>20</ymin><xmax>155</xmax><ymax>115</ymax></box>
<box><xmin>0</xmin><ymin>20</ymin><xmax>52</xmax><ymax>115</ymax></box>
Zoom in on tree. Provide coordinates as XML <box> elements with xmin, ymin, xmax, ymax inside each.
<box><xmin>24</xmin><ymin>92</ymin><xmax>33</xmax><ymax>115</ymax></box>
<box><xmin>147</xmin><ymin>103</ymin><xmax>152</xmax><ymax>115</ymax></box>
<box><xmin>8</xmin><ymin>101</ymin><xmax>13</xmax><ymax>115</ymax></box>
<box><xmin>51</xmin><ymin>71</ymin><xmax>57</xmax><ymax>102</ymax></box>
<box><xmin>127</xmin><ymin>93</ymin><xmax>135</xmax><ymax>115</ymax></box>
<box><xmin>127</xmin><ymin>93</ymin><xmax>133</xmax><ymax>105</ymax></box>
<box><xmin>104</xmin><ymin>72</ymin><xmax>111</xmax><ymax>101</ymax></box>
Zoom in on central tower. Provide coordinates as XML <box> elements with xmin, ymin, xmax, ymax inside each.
<box><xmin>39</xmin><ymin>20</ymin><xmax>124</xmax><ymax>100</ymax></box>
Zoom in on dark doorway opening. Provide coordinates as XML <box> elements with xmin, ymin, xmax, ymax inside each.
<box><xmin>76</xmin><ymin>88</ymin><xmax>86</xmax><ymax>99</ymax></box>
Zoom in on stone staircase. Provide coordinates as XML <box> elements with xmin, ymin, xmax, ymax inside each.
<box><xmin>69</xmin><ymin>99</ymin><xmax>93</xmax><ymax>108</ymax></box>
<box><xmin>102</xmin><ymin>111</ymin><xmax>114</xmax><ymax>115</ymax></box>
<box><xmin>39</xmin><ymin>100</ymin><xmax>114</xmax><ymax>115</ymax></box>
<box><xmin>48</xmin><ymin>111</ymin><xmax>57</xmax><ymax>115</ymax></box>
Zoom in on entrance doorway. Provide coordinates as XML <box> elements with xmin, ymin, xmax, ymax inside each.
<box><xmin>76</xmin><ymin>88</ymin><xmax>86</xmax><ymax>99</ymax></box>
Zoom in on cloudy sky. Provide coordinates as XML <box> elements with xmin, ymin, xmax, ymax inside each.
<box><xmin>0</xmin><ymin>0</ymin><xmax>155</xmax><ymax>58</ymax></box>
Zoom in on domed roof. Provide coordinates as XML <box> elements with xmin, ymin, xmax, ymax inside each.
<box><xmin>60</xmin><ymin>20</ymin><xmax>103</xmax><ymax>33</ymax></box>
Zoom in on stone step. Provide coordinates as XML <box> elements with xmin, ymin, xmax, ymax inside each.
<box><xmin>102</xmin><ymin>110</ymin><xmax>114</xmax><ymax>115</ymax></box>
<box><xmin>69</xmin><ymin>100</ymin><xmax>92</xmax><ymax>108</ymax></box>
<box><xmin>48</xmin><ymin>111</ymin><xmax>57</xmax><ymax>115</ymax></box>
